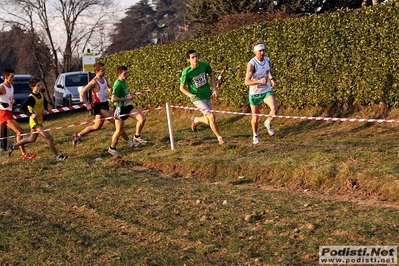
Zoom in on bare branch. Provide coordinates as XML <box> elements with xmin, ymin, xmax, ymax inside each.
<box><xmin>0</xmin><ymin>0</ymin><xmax>118</xmax><ymax>75</ymax></box>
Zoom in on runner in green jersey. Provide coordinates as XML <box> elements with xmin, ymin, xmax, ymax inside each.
<box><xmin>179</xmin><ymin>50</ymin><xmax>226</xmax><ymax>145</ymax></box>
<box><xmin>108</xmin><ymin>66</ymin><xmax>147</xmax><ymax>155</ymax></box>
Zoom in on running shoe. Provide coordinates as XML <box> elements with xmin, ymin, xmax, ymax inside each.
<box><xmin>21</xmin><ymin>153</ymin><xmax>36</xmax><ymax>160</ymax></box>
<box><xmin>56</xmin><ymin>154</ymin><xmax>68</xmax><ymax>161</ymax></box>
<box><xmin>253</xmin><ymin>136</ymin><xmax>260</xmax><ymax>145</ymax></box>
<box><xmin>72</xmin><ymin>133</ymin><xmax>80</xmax><ymax>148</ymax></box>
<box><xmin>8</xmin><ymin>143</ymin><xmax>15</xmax><ymax>157</ymax></box>
<box><xmin>218</xmin><ymin>137</ymin><xmax>226</xmax><ymax>145</ymax></box>
<box><xmin>264</xmin><ymin>120</ymin><xmax>275</xmax><ymax>136</ymax></box>
<box><xmin>133</xmin><ymin>136</ymin><xmax>148</xmax><ymax>144</ymax></box>
<box><xmin>108</xmin><ymin>147</ymin><xmax>118</xmax><ymax>156</ymax></box>
<box><xmin>128</xmin><ymin>139</ymin><xmax>140</xmax><ymax>147</ymax></box>
<box><xmin>191</xmin><ymin>116</ymin><xmax>198</xmax><ymax>132</ymax></box>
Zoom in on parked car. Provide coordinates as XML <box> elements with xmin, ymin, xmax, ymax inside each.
<box><xmin>53</xmin><ymin>71</ymin><xmax>95</xmax><ymax>108</ymax></box>
<box><xmin>1</xmin><ymin>74</ymin><xmax>33</xmax><ymax>114</ymax></box>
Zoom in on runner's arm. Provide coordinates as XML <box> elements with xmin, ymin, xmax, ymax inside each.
<box><xmin>179</xmin><ymin>83</ymin><xmax>196</xmax><ymax>100</ymax></box>
<box><xmin>244</xmin><ymin>62</ymin><xmax>268</xmax><ymax>86</ymax></box>
<box><xmin>268</xmin><ymin>62</ymin><xmax>277</xmax><ymax>87</ymax></box>
<box><xmin>0</xmin><ymin>85</ymin><xmax>5</xmax><ymax>106</ymax></box>
<box><xmin>43</xmin><ymin>96</ymin><xmax>49</xmax><ymax>115</ymax></box>
<box><xmin>111</xmin><ymin>93</ymin><xmax>132</xmax><ymax>102</ymax></box>
<box><xmin>209</xmin><ymin>72</ymin><xmax>217</xmax><ymax>91</ymax></box>
<box><xmin>104</xmin><ymin>77</ymin><xmax>112</xmax><ymax>93</ymax></box>
<box><xmin>80</xmin><ymin>80</ymin><xmax>95</xmax><ymax>105</ymax></box>
<box><xmin>20</xmin><ymin>96</ymin><xmax>35</xmax><ymax>117</ymax></box>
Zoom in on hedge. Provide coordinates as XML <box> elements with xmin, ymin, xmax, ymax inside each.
<box><xmin>102</xmin><ymin>1</ymin><xmax>399</xmax><ymax>109</ymax></box>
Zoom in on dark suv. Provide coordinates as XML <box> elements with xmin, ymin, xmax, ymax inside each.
<box><xmin>12</xmin><ymin>75</ymin><xmax>34</xmax><ymax>113</ymax></box>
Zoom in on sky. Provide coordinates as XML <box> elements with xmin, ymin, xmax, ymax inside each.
<box><xmin>120</xmin><ymin>0</ymin><xmax>140</xmax><ymax>11</ymax></box>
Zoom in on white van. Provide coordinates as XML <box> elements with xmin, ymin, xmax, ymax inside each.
<box><xmin>53</xmin><ymin>71</ymin><xmax>95</xmax><ymax>108</ymax></box>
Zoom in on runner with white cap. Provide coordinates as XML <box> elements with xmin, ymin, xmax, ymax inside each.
<box><xmin>244</xmin><ymin>41</ymin><xmax>278</xmax><ymax>145</ymax></box>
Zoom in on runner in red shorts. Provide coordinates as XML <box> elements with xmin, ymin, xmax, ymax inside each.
<box><xmin>0</xmin><ymin>69</ymin><xmax>36</xmax><ymax>159</ymax></box>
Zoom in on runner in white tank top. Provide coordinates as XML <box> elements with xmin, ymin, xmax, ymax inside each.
<box><xmin>0</xmin><ymin>69</ymin><xmax>36</xmax><ymax>159</ymax></box>
<box><xmin>244</xmin><ymin>41</ymin><xmax>279</xmax><ymax>144</ymax></box>
<box><xmin>91</xmin><ymin>77</ymin><xmax>109</xmax><ymax>103</ymax></box>
<box><xmin>248</xmin><ymin>56</ymin><xmax>272</xmax><ymax>96</ymax></box>
<box><xmin>0</xmin><ymin>83</ymin><xmax>13</xmax><ymax>152</ymax></box>
<box><xmin>0</xmin><ymin>83</ymin><xmax>14</xmax><ymax>111</ymax></box>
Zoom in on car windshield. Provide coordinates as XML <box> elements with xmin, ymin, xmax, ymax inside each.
<box><xmin>65</xmin><ymin>74</ymin><xmax>90</xmax><ymax>87</ymax></box>
<box><xmin>13</xmin><ymin>78</ymin><xmax>31</xmax><ymax>93</ymax></box>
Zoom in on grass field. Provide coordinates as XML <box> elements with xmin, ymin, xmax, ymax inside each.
<box><xmin>0</xmin><ymin>105</ymin><xmax>398</xmax><ymax>265</ymax></box>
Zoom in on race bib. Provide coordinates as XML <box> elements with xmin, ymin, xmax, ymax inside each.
<box><xmin>193</xmin><ymin>73</ymin><xmax>207</xmax><ymax>88</ymax></box>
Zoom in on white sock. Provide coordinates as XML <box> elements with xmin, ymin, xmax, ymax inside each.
<box><xmin>194</xmin><ymin>117</ymin><xmax>199</xmax><ymax>124</ymax></box>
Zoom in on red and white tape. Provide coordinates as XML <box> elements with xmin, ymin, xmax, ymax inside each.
<box><xmin>1</xmin><ymin>107</ymin><xmax>164</xmax><ymax>140</ymax></box>
<box><xmin>13</xmin><ymin>104</ymin><xmax>88</xmax><ymax>119</ymax></box>
<box><xmin>170</xmin><ymin>105</ymin><xmax>399</xmax><ymax>123</ymax></box>
<box><xmin>3</xmin><ymin>103</ymin><xmax>398</xmax><ymax>143</ymax></box>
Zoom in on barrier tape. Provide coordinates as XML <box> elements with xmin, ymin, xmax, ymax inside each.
<box><xmin>3</xmin><ymin>103</ymin><xmax>398</xmax><ymax>142</ymax></box>
<box><xmin>10</xmin><ymin>83</ymin><xmax>175</xmax><ymax>120</ymax></box>
<box><xmin>216</xmin><ymin>65</ymin><xmax>228</xmax><ymax>90</ymax></box>
<box><xmin>13</xmin><ymin>104</ymin><xmax>88</xmax><ymax>119</ymax></box>
<box><xmin>170</xmin><ymin>105</ymin><xmax>399</xmax><ymax>123</ymax></box>
<box><xmin>1</xmin><ymin>107</ymin><xmax>164</xmax><ymax>140</ymax></box>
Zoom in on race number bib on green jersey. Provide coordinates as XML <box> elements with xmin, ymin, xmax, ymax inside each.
<box><xmin>193</xmin><ymin>72</ymin><xmax>207</xmax><ymax>88</ymax></box>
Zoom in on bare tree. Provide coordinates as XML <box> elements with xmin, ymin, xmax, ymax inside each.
<box><xmin>0</xmin><ymin>0</ymin><xmax>116</xmax><ymax>77</ymax></box>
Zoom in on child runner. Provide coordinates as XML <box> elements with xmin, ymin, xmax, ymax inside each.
<box><xmin>8</xmin><ymin>78</ymin><xmax>67</xmax><ymax>161</ymax></box>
